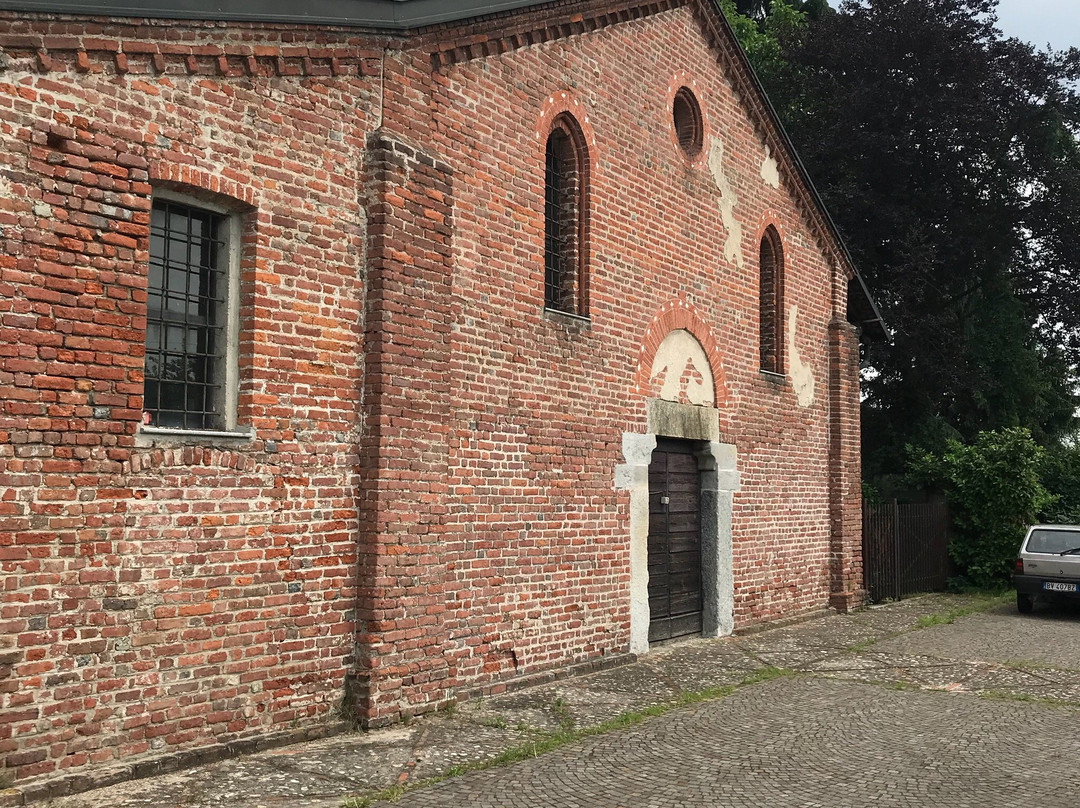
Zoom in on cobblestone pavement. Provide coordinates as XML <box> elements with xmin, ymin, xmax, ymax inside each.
<box><xmin>9</xmin><ymin>593</ymin><xmax>1080</xmax><ymax>808</ymax></box>
<box><xmin>385</xmin><ymin>676</ymin><xmax>1080</xmax><ymax>808</ymax></box>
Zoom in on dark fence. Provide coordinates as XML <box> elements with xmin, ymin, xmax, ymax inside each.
<box><xmin>862</xmin><ymin>500</ymin><xmax>950</xmax><ymax>602</ymax></box>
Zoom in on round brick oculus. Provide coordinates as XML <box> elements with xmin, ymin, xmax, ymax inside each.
<box><xmin>673</xmin><ymin>87</ymin><xmax>704</xmax><ymax>158</ymax></box>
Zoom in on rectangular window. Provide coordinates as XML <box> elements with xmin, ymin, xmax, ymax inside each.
<box><xmin>143</xmin><ymin>198</ymin><xmax>236</xmax><ymax>431</ymax></box>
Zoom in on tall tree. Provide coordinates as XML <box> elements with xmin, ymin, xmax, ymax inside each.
<box><xmin>730</xmin><ymin>0</ymin><xmax>1080</xmax><ymax>479</ymax></box>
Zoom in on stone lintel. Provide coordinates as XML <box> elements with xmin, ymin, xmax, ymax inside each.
<box><xmin>646</xmin><ymin>398</ymin><xmax>719</xmax><ymax>442</ymax></box>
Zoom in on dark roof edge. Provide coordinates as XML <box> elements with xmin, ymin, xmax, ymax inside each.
<box><xmin>0</xmin><ymin>0</ymin><xmax>540</xmax><ymax>29</ymax></box>
<box><xmin>708</xmin><ymin>2</ymin><xmax>889</xmax><ymax>341</ymax></box>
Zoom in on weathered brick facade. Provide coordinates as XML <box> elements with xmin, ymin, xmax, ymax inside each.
<box><xmin>0</xmin><ymin>0</ymin><xmax>877</xmax><ymax>788</ymax></box>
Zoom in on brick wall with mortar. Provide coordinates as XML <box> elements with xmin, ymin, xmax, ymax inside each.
<box><xmin>0</xmin><ymin>0</ymin><xmax>867</xmax><ymax>785</ymax></box>
<box><xmin>395</xmin><ymin>1</ymin><xmax>863</xmax><ymax>710</ymax></box>
<box><xmin>828</xmin><ymin>318</ymin><xmax>863</xmax><ymax>613</ymax></box>
<box><xmin>353</xmin><ymin>129</ymin><xmax>457</xmax><ymax>723</ymax></box>
<box><xmin>0</xmin><ymin>17</ymin><xmax>380</xmax><ymax>782</ymax></box>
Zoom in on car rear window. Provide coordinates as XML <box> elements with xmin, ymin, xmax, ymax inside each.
<box><xmin>1025</xmin><ymin>528</ymin><xmax>1080</xmax><ymax>554</ymax></box>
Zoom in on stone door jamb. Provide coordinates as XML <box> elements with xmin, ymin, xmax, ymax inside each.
<box><xmin>615</xmin><ymin>425</ymin><xmax>739</xmax><ymax>655</ymax></box>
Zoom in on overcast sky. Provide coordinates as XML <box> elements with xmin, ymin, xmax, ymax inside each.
<box><xmin>993</xmin><ymin>0</ymin><xmax>1079</xmax><ymax>50</ymax></box>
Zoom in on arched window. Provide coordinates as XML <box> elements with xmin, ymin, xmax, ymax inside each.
<box><xmin>759</xmin><ymin>226</ymin><xmax>784</xmax><ymax>374</ymax></box>
<box><xmin>544</xmin><ymin>114</ymin><xmax>588</xmax><ymax>315</ymax></box>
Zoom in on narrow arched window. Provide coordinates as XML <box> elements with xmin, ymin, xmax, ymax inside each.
<box><xmin>544</xmin><ymin>115</ymin><xmax>588</xmax><ymax>315</ymax></box>
<box><xmin>759</xmin><ymin>227</ymin><xmax>784</xmax><ymax>374</ymax></box>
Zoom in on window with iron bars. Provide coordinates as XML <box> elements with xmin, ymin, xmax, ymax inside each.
<box><xmin>143</xmin><ymin>198</ymin><xmax>233</xmax><ymax>430</ymax></box>
<box><xmin>544</xmin><ymin>118</ymin><xmax>587</xmax><ymax>315</ymax></box>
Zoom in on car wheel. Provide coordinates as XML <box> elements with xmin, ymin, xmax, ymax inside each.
<box><xmin>1017</xmin><ymin>592</ymin><xmax>1034</xmax><ymax>614</ymax></box>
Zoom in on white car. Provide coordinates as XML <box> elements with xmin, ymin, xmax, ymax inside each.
<box><xmin>1013</xmin><ymin>524</ymin><xmax>1080</xmax><ymax>613</ymax></box>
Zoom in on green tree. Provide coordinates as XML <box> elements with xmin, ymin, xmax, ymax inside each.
<box><xmin>740</xmin><ymin>0</ymin><xmax>1080</xmax><ymax>478</ymax></box>
<box><xmin>719</xmin><ymin>0</ymin><xmax>815</xmax><ymax>90</ymax></box>
<box><xmin>1039</xmin><ymin>441</ymin><xmax>1080</xmax><ymax>524</ymax></box>
<box><xmin>908</xmin><ymin>428</ymin><xmax>1054</xmax><ymax>587</ymax></box>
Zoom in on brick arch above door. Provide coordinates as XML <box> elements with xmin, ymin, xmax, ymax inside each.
<box><xmin>632</xmin><ymin>297</ymin><xmax>728</xmax><ymax>408</ymax></box>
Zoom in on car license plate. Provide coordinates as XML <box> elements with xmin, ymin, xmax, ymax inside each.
<box><xmin>1043</xmin><ymin>581</ymin><xmax>1078</xmax><ymax>593</ymax></box>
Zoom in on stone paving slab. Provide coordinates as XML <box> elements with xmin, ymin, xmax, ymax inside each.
<box><xmin>15</xmin><ymin>593</ymin><xmax>1080</xmax><ymax>808</ymax></box>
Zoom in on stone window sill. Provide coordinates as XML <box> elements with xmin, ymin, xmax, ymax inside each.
<box><xmin>543</xmin><ymin>307</ymin><xmax>591</xmax><ymax>329</ymax></box>
<box><xmin>135</xmin><ymin>425</ymin><xmax>255</xmax><ymax>446</ymax></box>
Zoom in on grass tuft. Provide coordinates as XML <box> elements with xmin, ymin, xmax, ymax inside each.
<box><xmin>845</xmin><ymin>637</ymin><xmax>881</xmax><ymax>653</ymax></box>
<box><xmin>550</xmin><ymin>696</ymin><xmax>574</xmax><ymax>731</ymax></box>
<box><xmin>475</xmin><ymin>714</ymin><xmax>508</xmax><ymax>729</ymax></box>
<box><xmin>979</xmin><ymin>689</ymin><xmax>1080</xmax><ymax>708</ymax></box>
<box><xmin>437</xmin><ymin>700</ymin><xmax>458</xmax><ymax>717</ymax></box>
<box><xmin>914</xmin><ymin>594</ymin><xmax>1009</xmax><ymax>629</ymax></box>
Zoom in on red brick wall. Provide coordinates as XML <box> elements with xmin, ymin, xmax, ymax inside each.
<box><xmin>354</xmin><ymin>130</ymin><xmax>456</xmax><ymax>723</ymax></box>
<box><xmin>0</xmin><ymin>19</ymin><xmax>377</xmax><ymax>780</ymax></box>
<box><xmin>0</xmin><ymin>0</ymin><xmax>865</xmax><ymax>782</ymax></box>
<box><xmin>829</xmin><ymin>317</ymin><xmax>864</xmax><ymax>612</ymax></box>
<box><xmin>413</xmin><ymin>4</ymin><xmax>847</xmax><ymax>700</ymax></box>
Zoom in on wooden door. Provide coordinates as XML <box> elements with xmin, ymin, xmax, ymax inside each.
<box><xmin>647</xmin><ymin>440</ymin><xmax>703</xmax><ymax>643</ymax></box>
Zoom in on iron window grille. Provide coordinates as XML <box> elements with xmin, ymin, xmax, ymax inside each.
<box><xmin>544</xmin><ymin>117</ymin><xmax>588</xmax><ymax>315</ymax></box>
<box><xmin>143</xmin><ymin>199</ymin><xmax>229</xmax><ymax>430</ymax></box>
<box><xmin>759</xmin><ymin>227</ymin><xmax>784</xmax><ymax>374</ymax></box>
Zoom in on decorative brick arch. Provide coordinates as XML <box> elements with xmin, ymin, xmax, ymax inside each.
<box><xmin>149</xmin><ymin>163</ymin><xmax>258</xmax><ymax>209</ymax></box>
<box><xmin>753</xmin><ymin>209</ymin><xmax>787</xmax><ymax>246</ymax></box>
<box><xmin>665</xmin><ymin>70</ymin><xmax>711</xmax><ymax>168</ymax></box>
<box><xmin>127</xmin><ymin>446</ymin><xmax>265</xmax><ymax>475</ymax></box>
<box><xmin>633</xmin><ymin>297</ymin><xmax>727</xmax><ymax>406</ymax></box>
<box><xmin>535</xmin><ymin>88</ymin><xmax>599</xmax><ymax>168</ymax></box>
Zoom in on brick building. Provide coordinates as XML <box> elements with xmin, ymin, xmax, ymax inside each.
<box><xmin>0</xmin><ymin>0</ymin><xmax>886</xmax><ymax>788</ymax></box>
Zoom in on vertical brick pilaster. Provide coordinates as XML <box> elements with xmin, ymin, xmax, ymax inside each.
<box><xmin>828</xmin><ymin>317</ymin><xmax>864</xmax><ymax>612</ymax></box>
<box><xmin>354</xmin><ymin>131</ymin><xmax>455</xmax><ymax>726</ymax></box>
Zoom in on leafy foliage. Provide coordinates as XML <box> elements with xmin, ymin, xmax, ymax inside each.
<box><xmin>719</xmin><ymin>0</ymin><xmax>813</xmax><ymax>90</ymax></box>
<box><xmin>730</xmin><ymin>0</ymin><xmax>1080</xmax><ymax>479</ymax></box>
<box><xmin>1038</xmin><ymin>441</ymin><xmax>1080</xmax><ymax>524</ymax></box>
<box><xmin>908</xmin><ymin>428</ymin><xmax>1054</xmax><ymax>587</ymax></box>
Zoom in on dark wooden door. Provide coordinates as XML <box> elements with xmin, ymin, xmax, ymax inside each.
<box><xmin>648</xmin><ymin>440</ymin><xmax>703</xmax><ymax>643</ymax></box>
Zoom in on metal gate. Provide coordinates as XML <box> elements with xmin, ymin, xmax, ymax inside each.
<box><xmin>862</xmin><ymin>500</ymin><xmax>950</xmax><ymax>602</ymax></box>
<box><xmin>647</xmin><ymin>440</ymin><xmax>702</xmax><ymax>642</ymax></box>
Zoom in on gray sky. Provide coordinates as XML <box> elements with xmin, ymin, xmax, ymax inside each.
<box><xmin>993</xmin><ymin>0</ymin><xmax>1079</xmax><ymax>50</ymax></box>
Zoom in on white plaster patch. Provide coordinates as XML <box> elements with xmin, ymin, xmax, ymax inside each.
<box><xmin>649</xmin><ymin>329</ymin><xmax>715</xmax><ymax>406</ymax></box>
<box><xmin>0</xmin><ymin>130</ymin><xmax>14</xmax><ymax>202</ymax></box>
<box><xmin>760</xmin><ymin>145</ymin><xmax>780</xmax><ymax>189</ymax></box>
<box><xmin>706</xmin><ymin>139</ymin><xmax>743</xmax><ymax>268</ymax></box>
<box><xmin>787</xmin><ymin>304</ymin><xmax>816</xmax><ymax>408</ymax></box>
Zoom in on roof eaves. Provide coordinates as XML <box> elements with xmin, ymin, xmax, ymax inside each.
<box><xmin>0</xmin><ymin>0</ymin><xmax>540</xmax><ymax>29</ymax></box>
